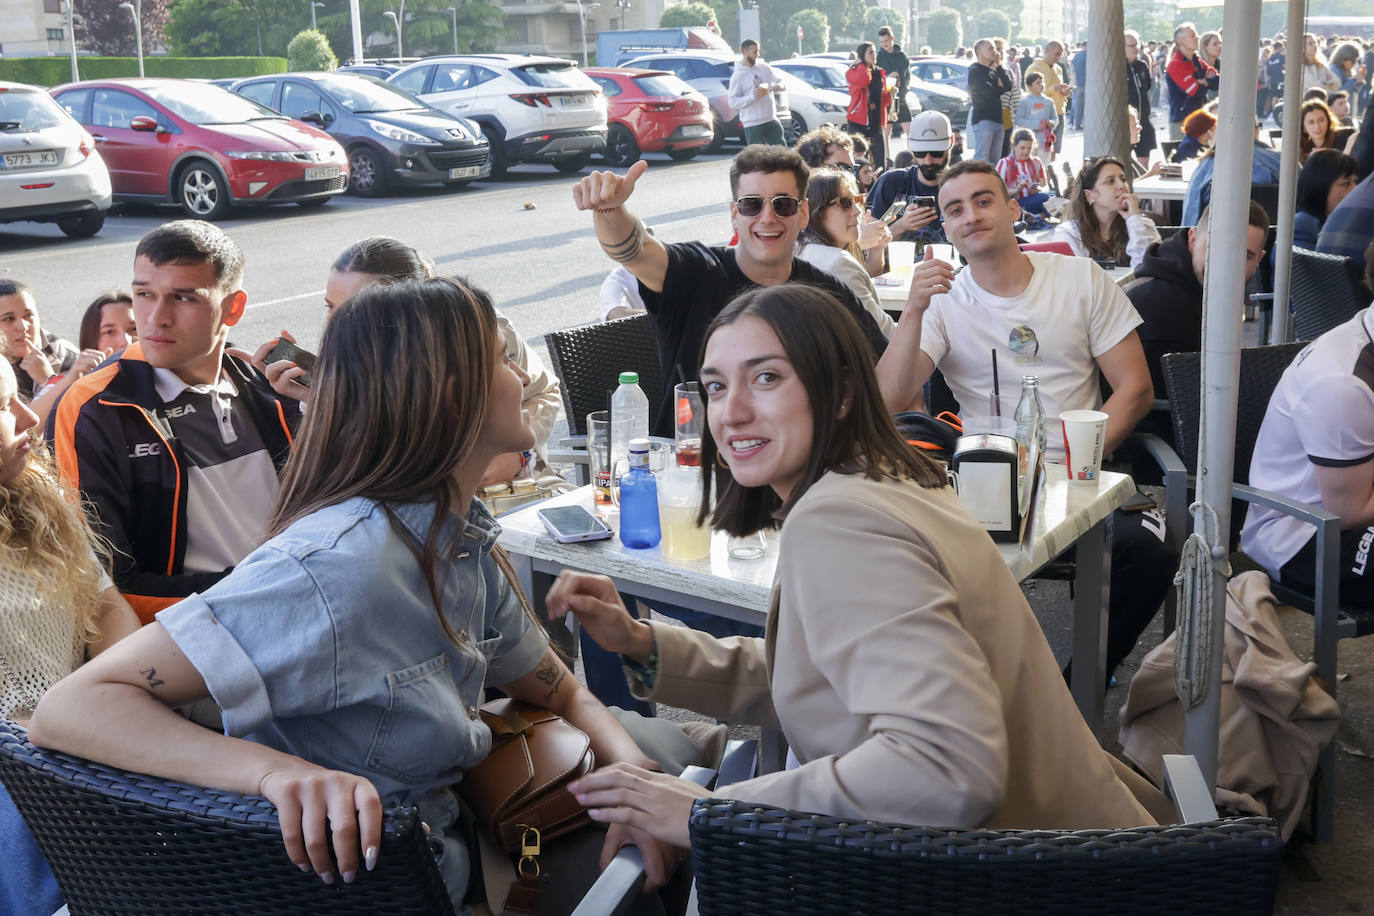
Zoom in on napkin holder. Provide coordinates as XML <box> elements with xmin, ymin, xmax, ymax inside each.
<box><xmin>951</xmin><ymin>433</ymin><xmax>1039</xmax><ymax>543</ymax></box>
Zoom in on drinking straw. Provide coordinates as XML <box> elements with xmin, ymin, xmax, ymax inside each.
<box><xmin>991</xmin><ymin>348</ymin><xmax>1001</xmax><ymax>416</ymax></box>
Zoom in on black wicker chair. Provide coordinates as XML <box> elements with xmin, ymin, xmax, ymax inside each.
<box><xmin>0</xmin><ymin>720</ymin><xmax>454</xmax><ymax>915</ymax></box>
<box><xmin>1156</xmin><ymin>343</ymin><xmax>1360</xmax><ymax>843</ymax></box>
<box><xmin>690</xmin><ymin>767</ymin><xmax>1283</xmax><ymax>916</ymax></box>
<box><xmin>544</xmin><ymin>314</ymin><xmax>663</xmax><ymax>438</ymax></box>
<box><xmin>1290</xmin><ymin>248</ymin><xmax>1366</xmax><ymax>342</ymax></box>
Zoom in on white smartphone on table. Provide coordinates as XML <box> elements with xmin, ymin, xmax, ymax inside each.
<box><xmin>538</xmin><ymin>505</ymin><xmax>614</xmax><ymax>543</ymax></box>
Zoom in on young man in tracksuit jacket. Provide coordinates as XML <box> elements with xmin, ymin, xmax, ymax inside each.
<box><xmin>48</xmin><ymin>221</ymin><xmax>300</xmax><ymax>624</ymax></box>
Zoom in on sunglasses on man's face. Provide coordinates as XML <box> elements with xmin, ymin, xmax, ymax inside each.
<box><xmin>915</xmin><ymin>150</ymin><xmax>947</xmax><ymax>161</ymax></box>
<box><xmin>735</xmin><ymin>194</ymin><xmax>803</xmax><ymax>218</ymax></box>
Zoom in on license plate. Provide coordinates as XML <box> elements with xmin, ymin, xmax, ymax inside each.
<box><xmin>557</xmin><ymin>95</ymin><xmax>586</xmax><ymax>107</ymax></box>
<box><xmin>448</xmin><ymin>166</ymin><xmax>481</xmax><ymax>179</ymax></box>
<box><xmin>682</xmin><ymin>124</ymin><xmax>709</xmax><ymax>137</ymax></box>
<box><xmin>2</xmin><ymin>150</ymin><xmax>59</xmax><ymax>169</ymax></box>
<box><xmin>304</xmin><ymin>165</ymin><xmax>341</xmax><ymax>181</ymax></box>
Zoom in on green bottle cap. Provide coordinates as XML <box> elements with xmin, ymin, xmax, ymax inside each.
<box><xmin>619</xmin><ymin>371</ymin><xmax>640</xmax><ymax>385</ymax></box>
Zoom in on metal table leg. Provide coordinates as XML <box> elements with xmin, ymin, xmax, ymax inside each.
<box><xmin>1071</xmin><ymin>513</ymin><xmax>1113</xmax><ymax>737</ymax></box>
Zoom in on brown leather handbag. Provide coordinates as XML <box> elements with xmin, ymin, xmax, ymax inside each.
<box><xmin>456</xmin><ymin>697</ymin><xmax>595</xmax><ymax>853</ymax></box>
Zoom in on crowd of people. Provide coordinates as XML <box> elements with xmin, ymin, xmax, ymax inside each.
<box><xmin>5</xmin><ymin>19</ymin><xmax>1374</xmax><ymax>916</ymax></box>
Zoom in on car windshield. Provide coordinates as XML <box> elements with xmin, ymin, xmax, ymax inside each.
<box><xmin>319</xmin><ymin>75</ymin><xmax>424</xmax><ymax>113</ymax></box>
<box><xmin>632</xmin><ymin>74</ymin><xmax>694</xmax><ymax>98</ymax></box>
<box><xmin>143</xmin><ymin>82</ymin><xmax>283</xmax><ymax>125</ymax></box>
<box><xmin>0</xmin><ymin>89</ymin><xmax>68</xmax><ymax>131</ymax></box>
<box><xmin>513</xmin><ymin>63</ymin><xmax>596</xmax><ymax>90</ymax></box>
<box><xmin>801</xmin><ymin>65</ymin><xmax>847</xmax><ymax>91</ymax></box>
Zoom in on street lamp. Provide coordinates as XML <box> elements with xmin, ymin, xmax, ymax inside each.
<box><xmin>573</xmin><ymin>0</ymin><xmax>599</xmax><ymax>68</ymax></box>
<box><xmin>311</xmin><ymin>1</ymin><xmax>326</xmax><ymax>31</ymax></box>
<box><xmin>447</xmin><ymin>6</ymin><xmax>459</xmax><ymax>55</ymax></box>
<box><xmin>383</xmin><ymin>10</ymin><xmax>402</xmax><ymax>61</ymax></box>
<box><xmin>612</xmin><ymin>0</ymin><xmax>629</xmax><ymax>29</ymax></box>
<box><xmin>118</xmin><ymin>1</ymin><xmax>144</xmax><ymax>77</ymax></box>
<box><xmin>248</xmin><ymin>15</ymin><xmax>264</xmax><ymax>56</ymax></box>
<box><xmin>63</xmin><ymin>0</ymin><xmax>78</xmax><ymax>82</ymax></box>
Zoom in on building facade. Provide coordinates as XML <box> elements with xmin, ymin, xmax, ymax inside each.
<box><xmin>0</xmin><ymin>0</ymin><xmax>67</xmax><ymax>57</ymax></box>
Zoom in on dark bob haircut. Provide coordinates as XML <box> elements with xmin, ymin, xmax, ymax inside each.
<box><xmin>698</xmin><ymin>282</ymin><xmax>946</xmax><ymax>535</ymax></box>
<box><xmin>1295</xmin><ymin>148</ymin><xmax>1358</xmax><ymax>220</ymax></box>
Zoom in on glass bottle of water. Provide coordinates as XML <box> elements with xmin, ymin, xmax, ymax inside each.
<box><xmin>1014</xmin><ymin>375</ymin><xmax>1047</xmax><ymax>456</ymax></box>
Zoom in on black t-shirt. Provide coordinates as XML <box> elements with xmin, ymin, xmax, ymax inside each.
<box><xmin>640</xmin><ymin>242</ymin><xmax>888</xmax><ymax>435</ymax></box>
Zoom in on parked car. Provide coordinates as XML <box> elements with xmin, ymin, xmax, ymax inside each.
<box><xmin>774</xmin><ymin>72</ymin><xmax>848</xmax><ymax>146</ymax></box>
<box><xmin>909</xmin><ymin>57</ymin><xmax>971</xmax><ymax>90</ymax></box>
<box><xmin>338</xmin><ymin>64</ymin><xmax>399</xmax><ymax>80</ymax></box>
<box><xmin>773</xmin><ymin>58</ymin><xmax>920</xmax><ymax>140</ymax></box>
<box><xmin>0</xmin><ymin>80</ymin><xmax>111</xmax><ymax>238</ymax></box>
<box><xmin>908</xmin><ymin>77</ymin><xmax>970</xmax><ymax>125</ymax></box>
<box><xmin>50</xmin><ymin>78</ymin><xmax>347</xmax><ymax>220</ymax></box>
<box><xmin>620</xmin><ymin>51</ymin><xmax>791</xmax><ymax>152</ymax></box>
<box><xmin>581</xmin><ymin>67</ymin><xmax>712</xmax><ymax>166</ymax></box>
<box><xmin>387</xmin><ymin>54</ymin><xmax>606</xmax><ymax>175</ymax></box>
<box><xmin>231</xmin><ymin>71</ymin><xmax>489</xmax><ymax>196</ymax></box>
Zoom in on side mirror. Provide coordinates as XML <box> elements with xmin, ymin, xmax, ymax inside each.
<box><xmin>299</xmin><ymin>111</ymin><xmax>325</xmax><ymax>126</ymax></box>
<box><xmin>129</xmin><ymin>115</ymin><xmax>158</xmax><ymax>132</ymax></box>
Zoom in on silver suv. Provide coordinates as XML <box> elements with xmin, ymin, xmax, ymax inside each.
<box><xmin>388</xmin><ymin>54</ymin><xmax>606</xmax><ymax>175</ymax></box>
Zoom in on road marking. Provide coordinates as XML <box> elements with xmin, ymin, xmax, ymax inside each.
<box><xmin>246</xmin><ymin>290</ymin><xmax>323</xmax><ymax>311</ymax></box>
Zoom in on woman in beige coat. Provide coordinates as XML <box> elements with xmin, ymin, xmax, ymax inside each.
<box><xmin>551</xmin><ymin>283</ymin><xmax>1163</xmax><ymax>851</ymax></box>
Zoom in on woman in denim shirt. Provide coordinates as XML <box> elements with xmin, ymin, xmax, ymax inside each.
<box><xmin>28</xmin><ymin>278</ymin><xmax>676</xmax><ymax>911</ymax></box>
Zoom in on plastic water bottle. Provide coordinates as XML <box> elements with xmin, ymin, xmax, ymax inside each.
<box><xmin>610</xmin><ymin>371</ymin><xmax>649</xmax><ymax>489</ymax></box>
<box><xmin>618</xmin><ymin>438</ymin><xmax>661</xmax><ymax>549</ymax></box>
<box><xmin>1014</xmin><ymin>375</ymin><xmax>1047</xmax><ymax>456</ymax></box>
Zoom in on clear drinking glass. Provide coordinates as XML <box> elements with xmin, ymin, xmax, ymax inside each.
<box><xmin>727</xmin><ymin>530</ymin><xmax>767</xmax><ymax>560</ymax></box>
<box><xmin>674</xmin><ymin>381</ymin><xmax>705</xmax><ymax>468</ymax></box>
<box><xmin>587</xmin><ymin>410</ymin><xmax>613</xmax><ymax>510</ymax></box>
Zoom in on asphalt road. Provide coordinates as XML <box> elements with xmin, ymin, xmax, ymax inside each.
<box><xmin>0</xmin><ymin>150</ymin><xmax>739</xmax><ymax>364</ymax></box>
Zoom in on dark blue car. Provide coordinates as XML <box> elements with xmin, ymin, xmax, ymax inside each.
<box><xmin>231</xmin><ymin>71</ymin><xmax>490</xmax><ymax>196</ymax></box>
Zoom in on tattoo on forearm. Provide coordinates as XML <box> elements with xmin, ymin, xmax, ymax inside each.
<box><xmin>140</xmin><ymin>667</ymin><xmax>165</xmax><ymax>690</ymax></box>
<box><xmin>533</xmin><ymin>651</ymin><xmax>567</xmax><ymax>703</ymax></box>
<box><xmin>601</xmin><ymin>218</ymin><xmax>645</xmax><ymax>264</ymax></box>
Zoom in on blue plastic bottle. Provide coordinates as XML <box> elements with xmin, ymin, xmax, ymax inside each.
<box><xmin>618</xmin><ymin>438</ymin><xmax>661</xmax><ymax>549</ymax></box>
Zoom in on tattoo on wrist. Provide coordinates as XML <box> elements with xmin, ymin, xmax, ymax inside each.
<box><xmin>140</xmin><ymin>667</ymin><xmax>165</xmax><ymax>690</ymax></box>
<box><xmin>533</xmin><ymin>651</ymin><xmax>567</xmax><ymax>703</ymax></box>
<box><xmin>601</xmin><ymin>217</ymin><xmax>645</xmax><ymax>263</ymax></box>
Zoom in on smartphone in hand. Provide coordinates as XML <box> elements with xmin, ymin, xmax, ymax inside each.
<box><xmin>264</xmin><ymin>339</ymin><xmax>317</xmax><ymax>388</ymax></box>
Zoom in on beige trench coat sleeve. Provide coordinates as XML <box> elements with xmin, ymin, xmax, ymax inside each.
<box><xmin>497</xmin><ymin>311</ymin><xmax>561</xmax><ymax>462</ymax></box>
<box><xmin>717</xmin><ymin>490</ymin><xmax>1010</xmax><ymax>828</ymax></box>
<box><xmin>631</xmin><ymin>621</ymin><xmax>781</xmax><ymax>729</ymax></box>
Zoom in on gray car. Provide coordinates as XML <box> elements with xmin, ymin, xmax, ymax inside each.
<box><xmin>231</xmin><ymin>72</ymin><xmax>490</xmax><ymax>196</ymax></box>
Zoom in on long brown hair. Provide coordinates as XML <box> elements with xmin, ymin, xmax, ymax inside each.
<box><xmin>699</xmin><ymin>283</ymin><xmax>947</xmax><ymax>535</ymax></box>
<box><xmin>1067</xmin><ymin>157</ymin><xmax>1131</xmax><ymax>264</ymax></box>
<box><xmin>1299</xmin><ymin>99</ymin><xmax>1336</xmax><ymax>161</ymax></box>
<box><xmin>267</xmin><ymin>277</ymin><xmax>497</xmax><ymax>642</ymax></box>
<box><xmin>799</xmin><ymin>167</ymin><xmax>864</xmax><ymax>263</ymax></box>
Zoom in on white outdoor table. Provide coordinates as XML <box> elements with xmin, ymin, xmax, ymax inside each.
<box><xmin>498</xmin><ymin>463</ymin><xmax>1133</xmax><ymax>736</ymax></box>
<box><xmin>1132</xmin><ymin>170</ymin><xmax>1193</xmax><ymax>203</ymax></box>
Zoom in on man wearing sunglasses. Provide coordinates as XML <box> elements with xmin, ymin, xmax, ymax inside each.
<box><xmin>573</xmin><ymin>146</ymin><xmax>927</xmax><ymax>437</ymax></box>
<box><xmin>866</xmin><ymin>111</ymin><xmax>953</xmax><ymax>246</ymax></box>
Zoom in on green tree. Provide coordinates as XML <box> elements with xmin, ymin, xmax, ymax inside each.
<box><xmin>659</xmin><ymin>2</ymin><xmax>716</xmax><ymax>30</ymax></box>
<box><xmin>926</xmin><ymin>7</ymin><xmax>962</xmax><ymax>55</ymax></box>
<box><xmin>701</xmin><ymin>0</ymin><xmax>739</xmax><ymax>47</ymax></box>
<box><xmin>863</xmin><ymin>7</ymin><xmax>903</xmax><ymax>45</ymax></box>
<box><xmin>977</xmin><ymin>9</ymin><xmax>1011</xmax><ymax>42</ymax></box>
<box><xmin>287</xmin><ymin>29</ymin><xmax>338</xmax><ymax>70</ymax></box>
<box><xmin>786</xmin><ymin>9</ymin><xmax>830</xmax><ymax>56</ymax></box>
<box><xmin>78</xmin><ymin>0</ymin><xmax>172</xmax><ymax>56</ymax></box>
<box><xmin>818</xmin><ymin>0</ymin><xmax>865</xmax><ymax>47</ymax></box>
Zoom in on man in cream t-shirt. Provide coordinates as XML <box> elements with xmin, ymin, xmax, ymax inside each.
<box><xmin>904</xmin><ymin>159</ymin><xmax>1171</xmax><ymax>689</ymax></box>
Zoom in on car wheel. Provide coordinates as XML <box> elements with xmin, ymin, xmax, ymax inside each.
<box><xmin>554</xmin><ymin>153</ymin><xmax>592</xmax><ymax>174</ymax></box>
<box><xmin>603</xmin><ymin>124</ymin><xmax>640</xmax><ymax>167</ymax></box>
<box><xmin>347</xmin><ymin>146</ymin><xmax>389</xmax><ymax>197</ymax></box>
<box><xmin>784</xmin><ymin>113</ymin><xmax>807</xmax><ymax>147</ymax></box>
<box><xmin>176</xmin><ymin>161</ymin><xmax>231</xmax><ymax>220</ymax></box>
<box><xmin>667</xmin><ymin>148</ymin><xmax>699</xmax><ymax>162</ymax></box>
<box><xmin>706</xmin><ymin>116</ymin><xmax>726</xmax><ymax>153</ymax></box>
<box><xmin>56</xmin><ymin>210</ymin><xmax>105</xmax><ymax>239</ymax></box>
<box><xmin>481</xmin><ymin>125</ymin><xmax>508</xmax><ymax>176</ymax></box>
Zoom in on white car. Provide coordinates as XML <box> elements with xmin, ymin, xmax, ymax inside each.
<box><xmin>774</xmin><ymin>58</ymin><xmax>923</xmax><ymax>132</ymax></box>
<box><xmin>388</xmin><ymin>54</ymin><xmax>606</xmax><ymax>175</ymax></box>
<box><xmin>774</xmin><ymin>72</ymin><xmax>847</xmax><ymax>145</ymax></box>
<box><xmin>0</xmin><ymin>81</ymin><xmax>111</xmax><ymax>238</ymax></box>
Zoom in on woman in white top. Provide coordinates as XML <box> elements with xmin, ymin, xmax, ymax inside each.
<box><xmin>1</xmin><ymin>356</ymin><xmax>140</xmax><ymax>914</ymax></box>
<box><xmin>1054</xmin><ymin>156</ymin><xmax>1160</xmax><ymax>270</ymax></box>
<box><xmin>794</xmin><ymin>167</ymin><xmax>895</xmax><ymax>338</ymax></box>
<box><xmin>1300</xmin><ymin>33</ymin><xmax>1341</xmax><ymax>95</ymax></box>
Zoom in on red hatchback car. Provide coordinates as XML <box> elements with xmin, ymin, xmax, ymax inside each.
<box><xmin>582</xmin><ymin>68</ymin><xmax>713</xmax><ymax>166</ymax></box>
<box><xmin>50</xmin><ymin>78</ymin><xmax>348</xmax><ymax>220</ymax></box>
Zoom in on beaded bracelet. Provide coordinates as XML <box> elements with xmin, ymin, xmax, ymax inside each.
<box><xmin>620</xmin><ymin>632</ymin><xmax>660</xmax><ymax>690</ymax></box>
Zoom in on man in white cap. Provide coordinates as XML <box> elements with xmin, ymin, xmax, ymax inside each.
<box><xmin>865</xmin><ymin>110</ymin><xmax>952</xmax><ymax>244</ymax></box>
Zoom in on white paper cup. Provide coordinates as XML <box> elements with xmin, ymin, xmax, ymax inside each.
<box><xmin>1060</xmin><ymin>409</ymin><xmax>1108</xmax><ymax>485</ymax></box>
<box><xmin>926</xmin><ymin>242</ymin><xmax>959</xmax><ymax>271</ymax></box>
<box><xmin>889</xmin><ymin>241</ymin><xmax>917</xmax><ymax>278</ymax></box>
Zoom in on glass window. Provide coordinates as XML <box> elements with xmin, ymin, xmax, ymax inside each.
<box><xmin>0</xmin><ymin>89</ymin><xmax>69</xmax><ymax>131</ymax></box>
<box><xmin>431</xmin><ymin>64</ymin><xmax>472</xmax><ymax>93</ymax></box>
<box><xmin>319</xmin><ymin>75</ymin><xmax>421</xmax><ymax>112</ymax></box>
<box><xmin>90</xmin><ymin>89</ymin><xmax>159</xmax><ymax>130</ymax></box>
<box><xmin>53</xmin><ymin>88</ymin><xmax>91</xmax><ymax>122</ymax></box>
<box><xmin>589</xmin><ymin>75</ymin><xmax>621</xmax><ymax>97</ymax></box>
<box><xmin>390</xmin><ymin>66</ymin><xmax>430</xmax><ymax>94</ymax></box>
<box><xmin>512</xmin><ymin>63</ymin><xmax>596</xmax><ymax>90</ymax></box>
<box><xmin>632</xmin><ymin>74</ymin><xmax>692</xmax><ymax>98</ymax></box>
<box><xmin>46</xmin><ymin>28</ymin><xmax>63</xmax><ymax>40</ymax></box>
<box><xmin>280</xmin><ymin>83</ymin><xmax>328</xmax><ymax>120</ymax></box>
<box><xmin>472</xmin><ymin>66</ymin><xmax>500</xmax><ymax>86</ymax></box>
<box><xmin>236</xmin><ymin>81</ymin><xmax>276</xmax><ymax>108</ymax></box>
<box><xmin>142</xmin><ymin>82</ymin><xmax>280</xmax><ymax>125</ymax></box>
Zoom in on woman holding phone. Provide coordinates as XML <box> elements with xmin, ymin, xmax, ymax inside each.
<box><xmin>546</xmin><ymin>283</ymin><xmax>1165</xmax><ymax>847</ymax></box>
<box><xmin>29</xmin><ymin>277</ymin><xmax>689</xmax><ymax>911</ymax></box>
